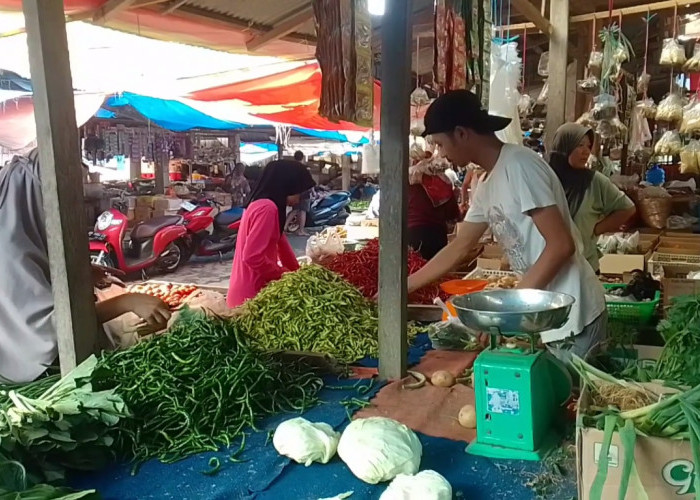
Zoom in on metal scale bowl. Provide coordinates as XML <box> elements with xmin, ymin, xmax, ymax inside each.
<box><xmin>450</xmin><ymin>289</ymin><xmax>575</xmax><ymax>461</ymax></box>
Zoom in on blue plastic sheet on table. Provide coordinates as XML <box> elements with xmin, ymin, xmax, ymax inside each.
<box><xmin>257</xmin><ymin>432</ymin><xmax>577</xmax><ymax>500</ymax></box>
<box><xmin>355</xmin><ymin>333</ymin><xmax>433</xmax><ymax>369</ymax></box>
<box><xmin>69</xmin><ymin>377</ymin><xmax>384</xmax><ymax>500</ymax></box>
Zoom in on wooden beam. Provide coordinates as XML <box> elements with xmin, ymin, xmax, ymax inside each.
<box><xmin>545</xmin><ymin>0</ymin><xmax>569</xmax><ymax>151</ymax></box>
<box><xmin>378</xmin><ymin>0</ymin><xmax>412</xmax><ymax>380</ymax></box>
<box><xmin>246</xmin><ymin>6</ymin><xmax>314</xmax><ymax>52</ymax></box>
<box><xmin>93</xmin><ymin>0</ymin><xmax>136</xmax><ymax>22</ymax></box>
<box><xmin>22</xmin><ymin>0</ymin><xmax>99</xmax><ymax>376</ymax></box>
<box><xmin>162</xmin><ymin>0</ymin><xmax>188</xmax><ymax>15</ymax></box>
<box><xmin>511</xmin><ymin>0</ymin><xmax>552</xmax><ymax>36</ymax></box>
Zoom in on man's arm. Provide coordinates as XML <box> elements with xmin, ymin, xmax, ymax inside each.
<box><xmin>408</xmin><ymin>221</ymin><xmax>488</xmax><ymax>293</ymax></box>
<box><xmin>518</xmin><ymin>206</ymin><xmax>576</xmax><ymax>290</ymax></box>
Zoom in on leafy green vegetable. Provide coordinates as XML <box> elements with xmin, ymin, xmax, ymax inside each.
<box><xmin>94</xmin><ymin>309</ymin><xmax>323</xmax><ymax>468</ymax></box>
<box><xmin>656</xmin><ymin>295</ymin><xmax>700</xmax><ymax>387</ymax></box>
<box><xmin>0</xmin><ymin>356</ymin><xmax>129</xmax><ymax>483</ymax></box>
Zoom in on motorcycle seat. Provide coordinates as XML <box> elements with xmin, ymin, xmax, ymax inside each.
<box><xmin>215</xmin><ymin>207</ymin><xmax>244</xmax><ymax>227</ymax></box>
<box><xmin>131</xmin><ymin>215</ymin><xmax>183</xmax><ymax>241</ymax></box>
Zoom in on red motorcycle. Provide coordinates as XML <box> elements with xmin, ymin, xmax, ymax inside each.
<box><xmin>89</xmin><ymin>209</ymin><xmax>189</xmax><ymax>275</ymax></box>
<box><xmin>179</xmin><ymin>199</ymin><xmax>243</xmax><ymax>257</ymax></box>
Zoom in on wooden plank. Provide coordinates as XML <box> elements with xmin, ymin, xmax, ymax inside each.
<box><xmin>511</xmin><ymin>0</ymin><xmax>552</xmax><ymax>36</ymax></box>
<box><xmin>341</xmin><ymin>155</ymin><xmax>351</xmax><ymax>191</ymax></box>
<box><xmin>93</xmin><ymin>0</ymin><xmax>136</xmax><ymax>22</ymax></box>
<box><xmin>162</xmin><ymin>0</ymin><xmax>188</xmax><ymax>15</ymax></box>
<box><xmin>247</xmin><ymin>6</ymin><xmax>314</xmax><ymax>52</ymax></box>
<box><xmin>378</xmin><ymin>0</ymin><xmax>412</xmax><ymax>380</ymax></box>
<box><xmin>22</xmin><ymin>0</ymin><xmax>99</xmax><ymax>376</ymax></box>
<box><xmin>544</xmin><ymin>0</ymin><xmax>569</xmax><ymax>152</ymax></box>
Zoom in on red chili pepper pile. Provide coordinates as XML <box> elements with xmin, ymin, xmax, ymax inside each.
<box><xmin>321</xmin><ymin>239</ymin><xmax>449</xmax><ymax>304</ymax></box>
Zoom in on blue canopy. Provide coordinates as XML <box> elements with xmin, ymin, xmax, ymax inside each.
<box><xmin>104</xmin><ymin>92</ymin><xmax>247</xmax><ymax>132</ymax></box>
<box><xmin>293</xmin><ymin>128</ymin><xmax>369</xmax><ymax>145</ymax></box>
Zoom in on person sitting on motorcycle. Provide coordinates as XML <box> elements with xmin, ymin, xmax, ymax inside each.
<box><xmin>228</xmin><ymin>162</ymin><xmax>250</xmax><ymax>207</ymax></box>
<box><xmin>0</xmin><ymin>150</ymin><xmax>172</xmax><ymax>384</ymax></box>
<box><xmin>227</xmin><ymin>160</ymin><xmax>315</xmax><ymax>308</ymax></box>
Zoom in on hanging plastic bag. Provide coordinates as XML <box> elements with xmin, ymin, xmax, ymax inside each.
<box><xmin>410</xmin><ymin>87</ymin><xmax>431</xmax><ymax>107</ymax></box>
<box><xmin>518</xmin><ymin>93</ymin><xmax>533</xmax><ymax>116</ymax></box>
<box><xmin>638</xmin><ymin>97</ymin><xmax>657</xmax><ymax>120</ymax></box>
<box><xmin>660</xmin><ymin>38</ymin><xmax>687</xmax><ymax>67</ymax></box>
<box><xmin>427</xmin><ymin>298</ymin><xmax>478</xmax><ymax>350</ymax></box>
<box><xmin>536</xmin><ymin>80</ymin><xmax>549</xmax><ymax>105</ymax></box>
<box><xmin>592</xmin><ymin>93</ymin><xmax>618</xmax><ymax>120</ymax></box>
<box><xmin>577</xmin><ymin>75</ymin><xmax>600</xmax><ymax>94</ymax></box>
<box><xmin>613</xmin><ymin>43</ymin><xmax>630</xmax><ymax>65</ymax></box>
<box><xmin>680</xmin><ymin>140</ymin><xmax>700</xmax><ymax>175</ymax></box>
<box><xmin>588</xmin><ymin>51</ymin><xmax>603</xmax><ymax>70</ymax></box>
<box><xmin>337</xmin><ymin>417</ymin><xmax>422</xmax><ymax>484</ymax></box>
<box><xmin>630</xmin><ymin>102</ymin><xmax>652</xmax><ymax>152</ymax></box>
<box><xmin>379</xmin><ymin>470</ymin><xmax>453</xmax><ymax>500</ymax></box>
<box><xmin>576</xmin><ymin>111</ymin><xmax>597</xmax><ymax>129</ymax></box>
<box><xmin>654</xmin><ymin>130</ymin><xmax>683</xmax><ymax>156</ymax></box>
<box><xmin>537</xmin><ymin>51</ymin><xmax>549</xmax><ymax>77</ymax></box>
<box><xmin>656</xmin><ymin>94</ymin><xmax>684</xmax><ymax>123</ymax></box>
<box><xmin>489</xmin><ymin>41</ymin><xmax>524</xmax><ymax>145</ymax></box>
<box><xmin>683</xmin><ymin>43</ymin><xmax>700</xmax><ymax>72</ymax></box>
<box><xmin>680</xmin><ymin>102</ymin><xmax>700</xmax><ymax>134</ymax></box>
<box><xmin>637</xmin><ymin>72</ymin><xmax>651</xmax><ymax>95</ymax></box>
<box><xmin>273</xmin><ymin>417</ymin><xmax>341</xmax><ymax>466</ymax></box>
<box><xmin>362</xmin><ymin>143</ymin><xmax>380</xmax><ymax>175</ymax></box>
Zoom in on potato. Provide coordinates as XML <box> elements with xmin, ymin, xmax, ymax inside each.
<box><xmin>458</xmin><ymin>404</ymin><xmax>477</xmax><ymax>428</ymax></box>
<box><xmin>431</xmin><ymin>370</ymin><xmax>456</xmax><ymax>387</ymax></box>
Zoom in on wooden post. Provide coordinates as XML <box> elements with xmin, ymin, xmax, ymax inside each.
<box><xmin>341</xmin><ymin>154</ymin><xmax>351</xmax><ymax>191</ymax></box>
<box><xmin>378</xmin><ymin>0</ymin><xmax>412</xmax><ymax>380</ymax></box>
<box><xmin>544</xmin><ymin>0</ymin><xmax>569</xmax><ymax>151</ymax></box>
<box><xmin>23</xmin><ymin>0</ymin><xmax>98</xmax><ymax>375</ymax></box>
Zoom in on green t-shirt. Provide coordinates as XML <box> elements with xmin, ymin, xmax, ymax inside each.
<box><xmin>573</xmin><ymin>171</ymin><xmax>634</xmax><ymax>272</ymax></box>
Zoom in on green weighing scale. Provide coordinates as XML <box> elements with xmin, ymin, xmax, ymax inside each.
<box><xmin>450</xmin><ymin>289</ymin><xmax>574</xmax><ymax>461</ymax></box>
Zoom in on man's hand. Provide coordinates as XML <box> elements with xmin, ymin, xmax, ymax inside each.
<box><xmin>92</xmin><ymin>264</ymin><xmax>125</xmax><ymax>289</ymax></box>
<box><xmin>125</xmin><ymin>293</ymin><xmax>172</xmax><ymax>328</ymax></box>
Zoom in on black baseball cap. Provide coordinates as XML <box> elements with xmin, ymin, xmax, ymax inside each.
<box><xmin>422</xmin><ymin>89</ymin><xmax>511</xmax><ymax>137</ymax></box>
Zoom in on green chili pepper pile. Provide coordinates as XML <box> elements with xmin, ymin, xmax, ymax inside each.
<box><xmin>94</xmin><ymin>310</ymin><xmax>323</xmax><ymax>468</ymax></box>
<box><xmin>236</xmin><ymin>265</ymin><xmax>383</xmax><ymax>363</ymax></box>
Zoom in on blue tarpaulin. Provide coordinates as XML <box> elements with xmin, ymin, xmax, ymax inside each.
<box><xmin>293</xmin><ymin>128</ymin><xmax>369</xmax><ymax>145</ymax></box>
<box><xmin>105</xmin><ymin>92</ymin><xmax>247</xmax><ymax>132</ymax></box>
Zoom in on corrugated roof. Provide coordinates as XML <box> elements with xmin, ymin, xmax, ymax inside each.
<box><xmin>178</xmin><ymin>0</ymin><xmax>316</xmax><ymax>37</ymax></box>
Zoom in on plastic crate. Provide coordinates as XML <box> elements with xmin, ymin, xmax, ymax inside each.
<box><xmin>648</xmin><ymin>252</ymin><xmax>700</xmax><ymax>277</ymax></box>
<box><xmin>465</xmin><ymin>268</ymin><xmax>518</xmax><ymax>280</ymax></box>
<box><xmin>603</xmin><ymin>284</ymin><xmax>660</xmax><ymax>324</ymax></box>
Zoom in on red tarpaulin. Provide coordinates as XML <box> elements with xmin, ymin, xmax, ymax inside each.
<box><xmin>0</xmin><ymin>0</ymin><xmax>315</xmax><ymax>58</ymax></box>
<box><xmin>187</xmin><ymin>62</ymin><xmax>381</xmax><ymax>131</ymax></box>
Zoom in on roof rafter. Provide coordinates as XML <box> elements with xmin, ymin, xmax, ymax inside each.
<box><xmin>246</xmin><ymin>5</ymin><xmax>314</xmax><ymax>52</ymax></box>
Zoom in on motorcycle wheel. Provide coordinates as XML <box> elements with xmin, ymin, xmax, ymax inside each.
<box><xmin>285</xmin><ymin>211</ymin><xmax>301</xmax><ymax>233</ymax></box>
<box><xmin>158</xmin><ymin>241</ymin><xmax>184</xmax><ymax>273</ymax></box>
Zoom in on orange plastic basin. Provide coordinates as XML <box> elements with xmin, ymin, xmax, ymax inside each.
<box><xmin>440</xmin><ymin>279</ymin><xmax>489</xmax><ymax>296</ymax></box>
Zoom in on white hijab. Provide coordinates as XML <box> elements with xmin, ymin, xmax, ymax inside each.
<box><xmin>0</xmin><ymin>150</ymin><xmax>57</xmax><ymax>383</ymax></box>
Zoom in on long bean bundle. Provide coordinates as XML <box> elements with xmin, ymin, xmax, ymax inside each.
<box><xmin>95</xmin><ymin>310</ymin><xmax>323</xmax><ymax>466</ymax></box>
<box><xmin>237</xmin><ymin>265</ymin><xmax>381</xmax><ymax>363</ymax></box>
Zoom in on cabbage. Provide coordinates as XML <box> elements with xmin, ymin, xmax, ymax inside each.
<box><xmin>380</xmin><ymin>470</ymin><xmax>452</xmax><ymax>500</ymax></box>
<box><xmin>273</xmin><ymin>417</ymin><xmax>340</xmax><ymax>466</ymax></box>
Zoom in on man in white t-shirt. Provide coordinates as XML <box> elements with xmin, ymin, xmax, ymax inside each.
<box><xmin>408</xmin><ymin>90</ymin><xmax>606</xmax><ymax>359</ymax></box>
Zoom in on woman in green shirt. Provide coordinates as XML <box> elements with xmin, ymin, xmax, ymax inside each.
<box><xmin>549</xmin><ymin>123</ymin><xmax>636</xmax><ymax>273</ymax></box>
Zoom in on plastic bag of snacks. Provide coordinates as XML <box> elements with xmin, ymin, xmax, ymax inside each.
<box><xmin>638</xmin><ymin>97</ymin><xmax>657</xmax><ymax>120</ymax></box>
<box><xmin>537</xmin><ymin>51</ymin><xmax>549</xmax><ymax>77</ymax></box>
<box><xmin>536</xmin><ymin>80</ymin><xmax>549</xmax><ymax>104</ymax></box>
<box><xmin>613</xmin><ymin>44</ymin><xmax>630</xmax><ymax>64</ymax></box>
<box><xmin>656</xmin><ymin>94</ymin><xmax>684</xmax><ymax>123</ymax></box>
<box><xmin>681</xmin><ymin>102</ymin><xmax>700</xmax><ymax>134</ymax></box>
<box><xmin>637</xmin><ymin>72</ymin><xmax>651</xmax><ymax>95</ymax></box>
<box><xmin>659</xmin><ymin>38</ymin><xmax>686</xmax><ymax>67</ymax></box>
<box><xmin>576</xmin><ymin>111</ymin><xmax>597</xmax><ymax>129</ymax></box>
<box><xmin>654</xmin><ymin>130</ymin><xmax>683</xmax><ymax>156</ymax></box>
<box><xmin>577</xmin><ymin>75</ymin><xmax>599</xmax><ymax>94</ymax></box>
<box><xmin>680</xmin><ymin>140</ymin><xmax>700</xmax><ymax>175</ymax></box>
<box><xmin>592</xmin><ymin>93</ymin><xmax>617</xmax><ymax>120</ymax></box>
<box><xmin>518</xmin><ymin>93</ymin><xmax>533</xmax><ymax>116</ymax></box>
<box><xmin>683</xmin><ymin>43</ymin><xmax>700</xmax><ymax>72</ymax></box>
<box><xmin>588</xmin><ymin>51</ymin><xmax>603</xmax><ymax>70</ymax></box>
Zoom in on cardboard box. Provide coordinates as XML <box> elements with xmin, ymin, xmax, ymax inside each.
<box><xmin>134</xmin><ymin>207</ymin><xmax>152</xmax><ymax>222</ymax></box>
<box><xmin>136</xmin><ymin>195</ymin><xmax>155</xmax><ymax>208</ymax></box>
<box><xmin>152</xmin><ymin>197</ymin><xmax>170</xmax><ymax>211</ymax></box>
<box><xmin>476</xmin><ymin>243</ymin><xmax>509</xmax><ymax>270</ymax></box>
<box><xmin>126</xmin><ymin>209</ymin><xmax>135</xmax><ymax>221</ymax></box>
<box><xmin>662</xmin><ymin>264</ymin><xmax>700</xmax><ymax>307</ymax></box>
<box><xmin>598</xmin><ymin>254</ymin><xmax>648</xmax><ymax>275</ymax></box>
<box><xmin>126</xmin><ymin>196</ymin><xmax>137</xmax><ymax>209</ymax></box>
<box><xmin>577</xmin><ymin>375</ymin><xmax>694</xmax><ymax>500</ymax></box>
<box><xmin>152</xmin><ymin>209</ymin><xmax>166</xmax><ymax>219</ymax></box>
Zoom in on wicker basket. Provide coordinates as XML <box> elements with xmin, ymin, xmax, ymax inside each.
<box><xmin>637</xmin><ymin>197</ymin><xmax>672</xmax><ymax>230</ymax></box>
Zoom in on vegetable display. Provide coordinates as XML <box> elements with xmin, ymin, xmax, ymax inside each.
<box><xmin>0</xmin><ymin>356</ymin><xmax>129</xmax><ymax>483</ymax></box>
<box><xmin>656</xmin><ymin>295</ymin><xmax>700</xmax><ymax>387</ymax></box>
<box><xmin>320</xmin><ymin>239</ymin><xmax>448</xmax><ymax>304</ymax></box>
<box><xmin>237</xmin><ymin>265</ymin><xmax>389</xmax><ymax>363</ymax></box>
<box><xmin>95</xmin><ymin>310</ymin><xmax>323</xmax><ymax>467</ymax></box>
<box><xmin>126</xmin><ymin>283</ymin><xmax>198</xmax><ymax>308</ymax></box>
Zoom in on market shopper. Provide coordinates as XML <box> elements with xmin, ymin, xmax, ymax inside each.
<box><xmin>229</xmin><ymin>162</ymin><xmax>251</xmax><ymax>207</ymax></box>
<box><xmin>227</xmin><ymin>160</ymin><xmax>315</xmax><ymax>308</ymax></box>
<box><xmin>0</xmin><ymin>150</ymin><xmax>171</xmax><ymax>384</ymax></box>
<box><xmin>408</xmin><ymin>90</ymin><xmax>606</xmax><ymax>360</ymax></box>
<box><xmin>291</xmin><ymin>150</ymin><xmax>312</xmax><ymax>236</ymax></box>
<box><xmin>549</xmin><ymin>123</ymin><xmax>636</xmax><ymax>273</ymax></box>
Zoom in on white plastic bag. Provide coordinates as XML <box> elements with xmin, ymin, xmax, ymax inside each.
<box><xmin>379</xmin><ymin>470</ymin><xmax>452</xmax><ymax>500</ymax></box>
<box><xmin>362</xmin><ymin>143</ymin><xmax>380</xmax><ymax>174</ymax></box>
<box><xmin>680</xmin><ymin>140</ymin><xmax>700</xmax><ymax>175</ymax></box>
<box><xmin>660</xmin><ymin>38</ymin><xmax>687</xmax><ymax>67</ymax></box>
<box><xmin>337</xmin><ymin>417</ymin><xmax>422</xmax><ymax>484</ymax></box>
<box><xmin>273</xmin><ymin>417</ymin><xmax>341</xmax><ymax>466</ymax></box>
<box><xmin>306</xmin><ymin>228</ymin><xmax>345</xmax><ymax>262</ymax></box>
<box><xmin>654</xmin><ymin>130</ymin><xmax>683</xmax><ymax>156</ymax></box>
<box><xmin>681</xmin><ymin>101</ymin><xmax>700</xmax><ymax>134</ymax></box>
<box><xmin>656</xmin><ymin>94</ymin><xmax>684</xmax><ymax>123</ymax></box>
<box><xmin>588</xmin><ymin>51</ymin><xmax>603</xmax><ymax>70</ymax></box>
<box><xmin>428</xmin><ymin>298</ymin><xmax>477</xmax><ymax>350</ymax></box>
<box><xmin>489</xmin><ymin>41</ymin><xmax>524</xmax><ymax>145</ymax></box>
